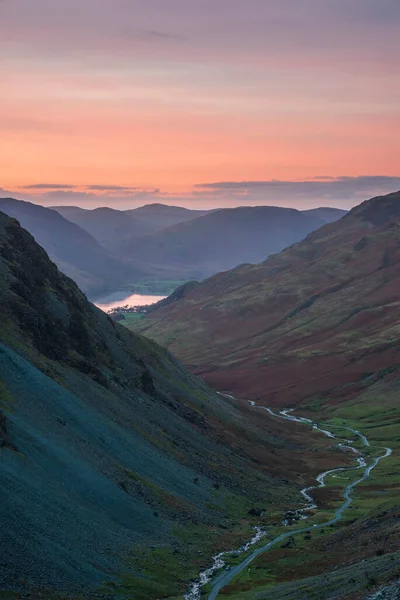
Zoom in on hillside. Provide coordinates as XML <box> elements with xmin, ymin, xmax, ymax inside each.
<box><xmin>132</xmin><ymin>191</ymin><xmax>400</xmax><ymax>598</ymax></box>
<box><xmin>52</xmin><ymin>205</ymin><xmax>158</xmax><ymax>253</ymax></box>
<box><xmin>124</xmin><ymin>205</ymin><xmax>342</xmax><ymax>280</ymax></box>
<box><xmin>0</xmin><ymin>198</ymin><xmax>147</xmax><ymax>297</ymax></box>
<box><xmin>127</xmin><ymin>202</ymin><xmax>210</xmax><ymax>230</ymax></box>
<box><xmin>302</xmin><ymin>207</ymin><xmax>347</xmax><ymax>223</ymax></box>
<box><xmin>53</xmin><ymin>203</ymin><xmax>210</xmax><ymax>254</ymax></box>
<box><xmin>0</xmin><ymin>211</ymin><xmax>341</xmax><ymax>599</ymax></box>
<box><xmin>135</xmin><ymin>191</ymin><xmax>400</xmax><ymax>404</ymax></box>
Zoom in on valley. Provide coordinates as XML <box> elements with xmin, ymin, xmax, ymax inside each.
<box><xmin>193</xmin><ymin>401</ymin><xmax>395</xmax><ymax>600</ymax></box>
<box><xmin>0</xmin><ymin>197</ymin><xmax>346</xmax><ymax>298</ymax></box>
<box><xmin>94</xmin><ymin>290</ymin><xmax>167</xmax><ymax>312</ymax></box>
<box><xmin>131</xmin><ymin>191</ymin><xmax>400</xmax><ymax>599</ymax></box>
<box><xmin>0</xmin><ymin>192</ymin><xmax>399</xmax><ymax>600</ymax></box>
<box><xmin>2</xmin><ymin>2</ymin><xmax>399</xmax><ymax>597</ymax></box>
<box><xmin>0</xmin><ymin>210</ymin><xmax>350</xmax><ymax>600</ymax></box>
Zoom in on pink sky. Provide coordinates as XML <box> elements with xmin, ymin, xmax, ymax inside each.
<box><xmin>1</xmin><ymin>0</ymin><xmax>399</xmax><ymax>209</ymax></box>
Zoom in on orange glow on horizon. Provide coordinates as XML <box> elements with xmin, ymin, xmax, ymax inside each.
<box><xmin>1</xmin><ymin>1</ymin><xmax>399</xmax><ymax>208</ymax></box>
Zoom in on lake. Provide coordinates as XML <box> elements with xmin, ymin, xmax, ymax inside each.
<box><xmin>94</xmin><ymin>291</ymin><xmax>166</xmax><ymax>312</ymax></box>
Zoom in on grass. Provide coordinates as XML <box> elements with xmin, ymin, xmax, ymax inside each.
<box><xmin>120</xmin><ymin>313</ymin><xmax>145</xmax><ymax>325</ymax></box>
<box><xmin>204</xmin><ymin>379</ymin><xmax>400</xmax><ymax>599</ymax></box>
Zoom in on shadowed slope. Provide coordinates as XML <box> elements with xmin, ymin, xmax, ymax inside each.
<box><xmin>0</xmin><ymin>198</ymin><xmax>147</xmax><ymax>297</ymax></box>
<box><xmin>124</xmin><ymin>205</ymin><xmax>343</xmax><ymax>280</ymax></box>
<box><xmin>0</xmin><ymin>211</ymin><xmax>341</xmax><ymax>599</ymax></box>
<box><xmin>53</xmin><ymin>203</ymin><xmax>210</xmax><ymax>255</ymax></box>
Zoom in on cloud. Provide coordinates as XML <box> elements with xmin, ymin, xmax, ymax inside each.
<box><xmin>194</xmin><ymin>176</ymin><xmax>400</xmax><ymax>206</ymax></box>
<box><xmin>28</xmin><ymin>188</ymin><xmax>164</xmax><ymax>208</ymax></box>
<box><xmin>87</xmin><ymin>185</ymin><xmax>141</xmax><ymax>192</ymax></box>
<box><xmin>22</xmin><ymin>183</ymin><xmax>77</xmax><ymax>189</ymax></box>
<box><xmin>4</xmin><ymin>176</ymin><xmax>400</xmax><ymax>211</ymax></box>
<box><xmin>40</xmin><ymin>190</ymin><xmax>99</xmax><ymax>202</ymax></box>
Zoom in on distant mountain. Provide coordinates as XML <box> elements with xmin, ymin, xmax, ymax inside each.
<box><xmin>124</xmin><ymin>205</ymin><xmax>345</xmax><ymax>279</ymax></box>
<box><xmin>53</xmin><ymin>205</ymin><xmax>151</xmax><ymax>253</ymax></box>
<box><xmin>127</xmin><ymin>203</ymin><xmax>210</xmax><ymax>230</ymax></box>
<box><xmin>0</xmin><ymin>198</ymin><xmax>146</xmax><ymax>297</ymax></box>
<box><xmin>302</xmin><ymin>207</ymin><xmax>347</xmax><ymax>222</ymax></box>
<box><xmin>53</xmin><ymin>203</ymin><xmax>210</xmax><ymax>253</ymax></box>
<box><xmin>0</xmin><ymin>210</ymin><xmax>336</xmax><ymax>598</ymax></box>
<box><xmin>136</xmin><ymin>191</ymin><xmax>400</xmax><ymax>405</ymax></box>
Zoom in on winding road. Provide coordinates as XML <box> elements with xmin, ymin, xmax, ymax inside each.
<box><xmin>185</xmin><ymin>401</ymin><xmax>392</xmax><ymax>600</ymax></box>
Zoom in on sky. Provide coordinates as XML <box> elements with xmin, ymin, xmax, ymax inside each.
<box><xmin>1</xmin><ymin>0</ymin><xmax>399</xmax><ymax>210</ymax></box>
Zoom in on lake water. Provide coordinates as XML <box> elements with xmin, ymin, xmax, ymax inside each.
<box><xmin>94</xmin><ymin>291</ymin><xmax>166</xmax><ymax>312</ymax></box>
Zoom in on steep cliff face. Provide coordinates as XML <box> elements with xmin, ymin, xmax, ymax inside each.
<box><xmin>0</xmin><ymin>212</ymin><xmax>340</xmax><ymax>599</ymax></box>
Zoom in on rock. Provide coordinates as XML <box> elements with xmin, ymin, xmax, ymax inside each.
<box><xmin>248</xmin><ymin>508</ymin><xmax>263</xmax><ymax>517</ymax></box>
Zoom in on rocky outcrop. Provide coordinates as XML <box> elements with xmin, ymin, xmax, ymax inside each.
<box><xmin>366</xmin><ymin>582</ymin><xmax>400</xmax><ymax>599</ymax></box>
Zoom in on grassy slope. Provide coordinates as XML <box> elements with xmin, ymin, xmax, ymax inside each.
<box><xmin>0</xmin><ymin>212</ymin><xmax>344</xmax><ymax>599</ymax></box>
<box><xmin>124</xmin><ymin>206</ymin><xmax>334</xmax><ymax>280</ymax></box>
<box><xmin>133</xmin><ymin>191</ymin><xmax>400</xmax><ymax>406</ymax></box>
<box><xmin>130</xmin><ymin>192</ymin><xmax>400</xmax><ymax>598</ymax></box>
<box><xmin>209</xmin><ymin>380</ymin><xmax>400</xmax><ymax>599</ymax></box>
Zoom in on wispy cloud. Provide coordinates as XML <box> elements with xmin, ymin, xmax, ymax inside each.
<box><xmin>1</xmin><ymin>1</ymin><xmax>399</xmax><ymax>201</ymax></box>
<box><xmin>2</xmin><ymin>176</ymin><xmax>400</xmax><ymax>211</ymax></box>
<box><xmin>87</xmin><ymin>185</ymin><xmax>139</xmax><ymax>192</ymax></box>
<box><xmin>195</xmin><ymin>176</ymin><xmax>400</xmax><ymax>203</ymax></box>
<box><xmin>22</xmin><ymin>183</ymin><xmax>77</xmax><ymax>189</ymax></box>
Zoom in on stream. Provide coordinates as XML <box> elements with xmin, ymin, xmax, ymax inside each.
<box><xmin>184</xmin><ymin>401</ymin><xmax>392</xmax><ymax>600</ymax></box>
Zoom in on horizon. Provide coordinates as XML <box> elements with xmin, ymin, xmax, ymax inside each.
<box><xmin>1</xmin><ymin>0</ymin><xmax>399</xmax><ymax>210</ymax></box>
<box><xmin>1</xmin><ymin>180</ymin><xmax>400</xmax><ymax>211</ymax></box>
<box><xmin>2</xmin><ymin>190</ymin><xmax>399</xmax><ymax>213</ymax></box>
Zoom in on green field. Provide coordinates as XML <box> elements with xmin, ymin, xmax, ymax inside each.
<box><xmin>198</xmin><ymin>380</ymin><xmax>400</xmax><ymax>600</ymax></box>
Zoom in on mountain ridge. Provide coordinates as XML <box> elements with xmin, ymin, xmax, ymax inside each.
<box><xmin>123</xmin><ymin>205</ymin><xmax>347</xmax><ymax>280</ymax></box>
<box><xmin>0</xmin><ymin>210</ymin><xmax>341</xmax><ymax>598</ymax></box>
<box><xmin>134</xmin><ymin>191</ymin><xmax>400</xmax><ymax>405</ymax></box>
<box><xmin>0</xmin><ymin>197</ymin><xmax>147</xmax><ymax>297</ymax></box>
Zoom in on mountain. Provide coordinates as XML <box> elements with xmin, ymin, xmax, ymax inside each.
<box><xmin>53</xmin><ymin>203</ymin><xmax>210</xmax><ymax>254</ymax></box>
<box><xmin>53</xmin><ymin>204</ymin><xmax>343</xmax><ymax>281</ymax></box>
<box><xmin>126</xmin><ymin>202</ymin><xmax>210</xmax><ymax>230</ymax></box>
<box><xmin>124</xmin><ymin>205</ymin><xmax>344</xmax><ymax>280</ymax></box>
<box><xmin>0</xmin><ymin>211</ymin><xmax>342</xmax><ymax>599</ymax></box>
<box><xmin>0</xmin><ymin>198</ymin><xmax>148</xmax><ymax>297</ymax></box>
<box><xmin>135</xmin><ymin>191</ymin><xmax>400</xmax><ymax>404</ymax></box>
<box><xmin>52</xmin><ymin>205</ymin><xmax>153</xmax><ymax>253</ymax></box>
<box><xmin>302</xmin><ymin>206</ymin><xmax>347</xmax><ymax>222</ymax></box>
<box><xmin>132</xmin><ymin>191</ymin><xmax>400</xmax><ymax>597</ymax></box>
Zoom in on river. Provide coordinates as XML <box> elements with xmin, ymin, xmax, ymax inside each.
<box><xmin>93</xmin><ymin>291</ymin><xmax>166</xmax><ymax>312</ymax></box>
<box><xmin>184</xmin><ymin>400</ymin><xmax>392</xmax><ymax>600</ymax></box>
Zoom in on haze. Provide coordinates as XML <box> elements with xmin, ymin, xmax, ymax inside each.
<box><xmin>1</xmin><ymin>0</ymin><xmax>399</xmax><ymax>209</ymax></box>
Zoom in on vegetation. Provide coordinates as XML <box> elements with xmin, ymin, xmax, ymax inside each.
<box><xmin>0</xmin><ymin>210</ymin><xmax>345</xmax><ymax>599</ymax></box>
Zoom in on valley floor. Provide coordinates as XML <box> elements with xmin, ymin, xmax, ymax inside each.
<box><xmin>183</xmin><ymin>384</ymin><xmax>400</xmax><ymax>600</ymax></box>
